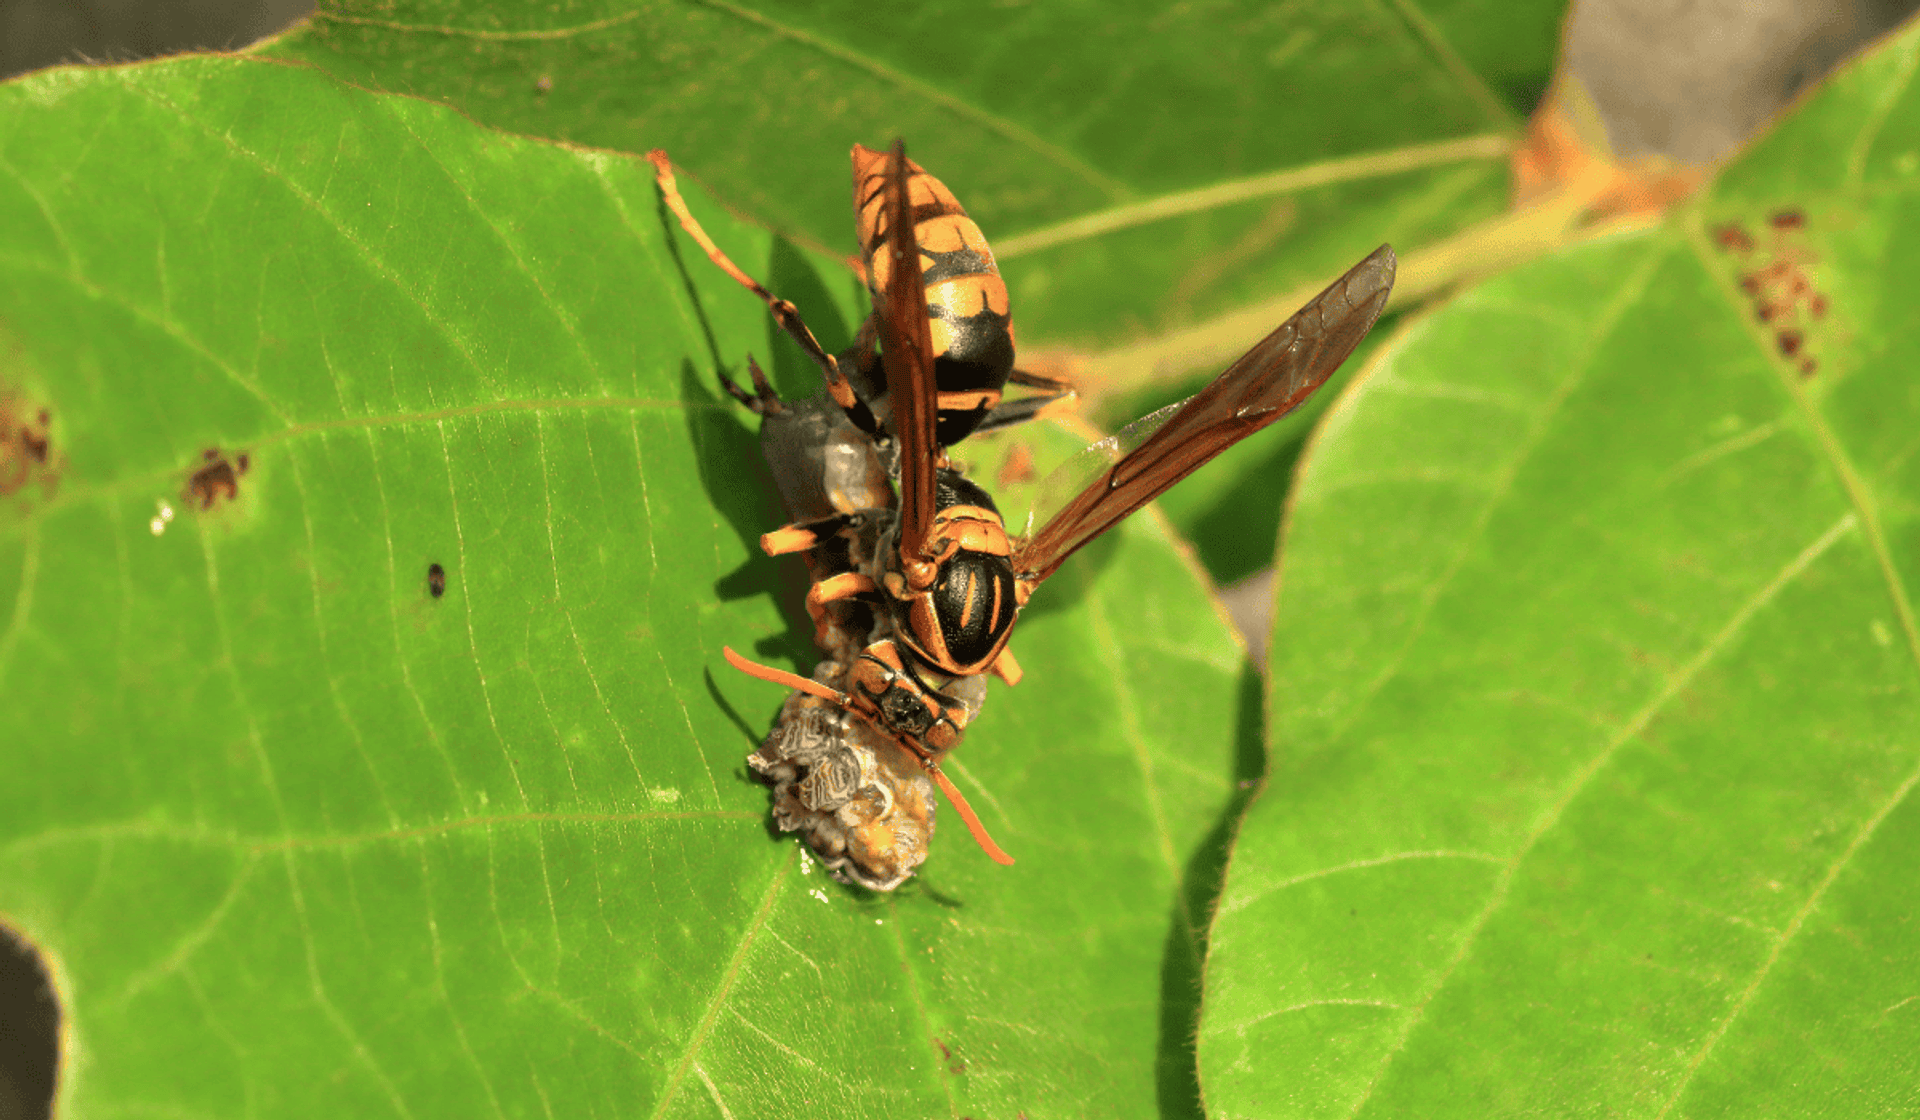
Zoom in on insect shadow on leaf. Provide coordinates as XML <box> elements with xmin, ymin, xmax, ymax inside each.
<box><xmin>681</xmin><ymin>361</ymin><xmax>820</xmax><ymax>665</ymax></box>
<box><xmin>703</xmin><ymin>660</ymin><xmax>769</xmax><ymax>752</ymax></box>
<box><xmin>682</xmin><ymin>357</ymin><xmax>785</xmax><ymax>575</ymax></box>
<box><xmin>763</xmin><ymin>235</ymin><xmax>853</xmax><ymax>397</ymax></box>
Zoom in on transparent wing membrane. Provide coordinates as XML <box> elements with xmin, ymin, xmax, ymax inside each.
<box><xmin>1014</xmin><ymin>245</ymin><xmax>1396</xmax><ymax>583</ymax></box>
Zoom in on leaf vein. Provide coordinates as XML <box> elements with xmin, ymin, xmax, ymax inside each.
<box><xmin>1318</xmin><ymin>238</ymin><xmax>1676</xmax><ymax>748</ymax></box>
<box><xmin>651</xmin><ymin>847</ymin><xmax>795</xmax><ymax>1119</ymax></box>
<box><xmin>687</xmin><ymin>0</ymin><xmax>1130</xmax><ymax>200</ymax></box>
<box><xmin>1845</xmin><ymin>28</ymin><xmax>1920</xmax><ymax>186</ymax></box>
<box><xmin>1654</xmin><ymin>746</ymin><xmax>1920</xmax><ymax>1116</ymax></box>
<box><xmin>0</xmin><ymin>523</ymin><xmax>39</xmax><ymax>688</ymax></box>
<box><xmin>1342</xmin><ymin>512</ymin><xmax>1856</xmax><ymax>1118</ymax></box>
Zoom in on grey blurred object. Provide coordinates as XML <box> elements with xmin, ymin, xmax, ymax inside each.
<box><xmin>1</xmin><ymin>0</ymin><xmax>311</xmax><ymax>78</ymax></box>
<box><xmin>1565</xmin><ymin>0</ymin><xmax>1918</xmax><ymax>164</ymax></box>
<box><xmin>1220</xmin><ymin>568</ymin><xmax>1277</xmax><ymax>671</ymax></box>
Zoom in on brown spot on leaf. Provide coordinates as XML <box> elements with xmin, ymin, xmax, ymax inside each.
<box><xmin>185</xmin><ymin>447</ymin><xmax>250</xmax><ymax>511</ymax></box>
<box><xmin>0</xmin><ymin>390</ymin><xmax>58</xmax><ymax>499</ymax></box>
<box><xmin>1714</xmin><ymin>223</ymin><xmax>1754</xmax><ymax>253</ymax></box>
<box><xmin>931</xmin><ymin>1035</ymin><xmax>965</xmax><ymax>1074</ymax></box>
<box><xmin>1728</xmin><ymin>210</ymin><xmax>1830</xmax><ymax>375</ymax></box>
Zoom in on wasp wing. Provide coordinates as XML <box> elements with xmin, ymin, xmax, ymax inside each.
<box><xmin>869</xmin><ymin>139</ymin><xmax>941</xmax><ymax>557</ymax></box>
<box><xmin>1013</xmin><ymin>244</ymin><xmax>1395</xmax><ymax>584</ymax></box>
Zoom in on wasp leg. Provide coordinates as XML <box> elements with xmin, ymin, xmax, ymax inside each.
<box><xmin>850</xmin><ymin>315</ymin><xmax>879</xmax><ymax>363</ymax></box>
<box><xmin>829</xmin><ymin>316</ymin><xmax>885</xmax><ymax>440</ymax></box>
<box><xmin>805</xmin><ymin>572</ymin><xmax>882</xmax><ymax>649</ymax></box>
<box><xmin>989</xmin><ymin>646</ymin><xmax>1023</xmax><ymax>686</ymax></box>
<box><xmin>971</xmin><ymin>368</ymin><xmax>1078</xmax><ymax>435</ymax></box>
<box><xmin>761</xmin><ymin>513</ymin><xmax>856</xmax><ymax>557</ymax></box>
<box><xmin>647</xmin><ymin>149</ymin><xmax>861</xmax><ymax>412</ymax></box>
<box><xmin>1010</xmin><ymin>367</ymin><xmax>1076</xmax><ymax>393</ymax></box>
<box><xmin>719</xmin><ymin>355</ymin><xmax>785</xmax><ymax>416</ymax></box>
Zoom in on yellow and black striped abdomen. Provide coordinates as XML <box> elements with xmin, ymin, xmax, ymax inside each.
<box><xmin>851</xmin><ymin>144</ymin><xmax>1017</xmax><ymax>444</ymax></box>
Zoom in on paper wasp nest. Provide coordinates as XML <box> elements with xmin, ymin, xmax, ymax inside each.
<box><xmin>748</xmin><ymin>659</ymin><xmax>937</xmax><ymax>892</ymax></box>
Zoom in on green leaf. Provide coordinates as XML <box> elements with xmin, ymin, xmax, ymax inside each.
<box><xmin>1201</xmin><ymin>20</ymin><xmax>1920</xmax><ymax>1117</ymax></box>
<box><xmin>0</xmin><ymin>54</ymin><xmax>1261</xmax><ymax>1117</ymax></box>
<box><xmin>265</xmin><ymin>0</ymin><xmax>1554</xmax><ymax>345</ymax></box>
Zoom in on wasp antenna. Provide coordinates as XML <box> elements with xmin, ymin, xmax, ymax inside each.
<box><xmin>721</xmin><ymin>646</ymin><xmax>850</xmax><ymax>706</ymax></box>
<box><xmin>929</xmin><ymin>767</ymin><xmax>1016</xmax><ymax>866</ymax></box>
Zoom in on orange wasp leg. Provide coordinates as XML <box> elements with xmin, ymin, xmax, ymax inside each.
<box><xmin>805</xmin><ymin>571</ymin><xmax>881</xmax><ymax>647</ymax></box>
<box><xmin>989</xmin><ymin>647</ymin><xmax>1023</xmax><ymax>687</ymax></box>
<box><xmin>760</xmin><ymin>513</ymin><xmax>852</xmax><ymax>557</ymax></box>
<box><xmin>647</xmin><ymin>149</ymin><xmax>862</xmax><ymax>415</ymax></box>
<box><xmin>722</xmin><ymin>646</ymin><xmax>851</xmax><ymax>706</ymax></box>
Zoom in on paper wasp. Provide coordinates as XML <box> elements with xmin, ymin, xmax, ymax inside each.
<box><xmin>655</xmin><ymin>142</ymin><xmax>1394</xmax><ymax>878</ymax></box>
<box><xmin>652</xmin><ymin>142</ymin><xmax>1059</xmax><ymax>871</ymax></box>
<box><xmin>709</xmin><ymin>359</ymin><xmax>977</xmax><ymax>888</ymax></box>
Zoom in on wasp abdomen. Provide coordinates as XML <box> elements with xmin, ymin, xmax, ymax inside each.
<box><xmin>853</xmin><ymin>144</ymin><xmax>1018</xmax><ymax>444</ymax></box>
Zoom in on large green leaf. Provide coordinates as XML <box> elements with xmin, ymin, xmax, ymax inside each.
<box><xmin>0</xmin><ymin>57</ymin><xmax>1253</xmax><ymax>1117</ymax></box>
<box><xmin>1201</xmin><ymin>20</ymin><xmax>1920</xmax><ymax>1117</ymax></box>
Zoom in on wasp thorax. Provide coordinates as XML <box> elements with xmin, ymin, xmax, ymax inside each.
<box><xmin>885</xmin><ymin>470</ymin><xmax>1022</xmax><ymax>675</ymax></box>
<box><xmin>919</xmin><ymin>549</ymin><xmax>1017</xmax><ymax>669</ymax></box>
